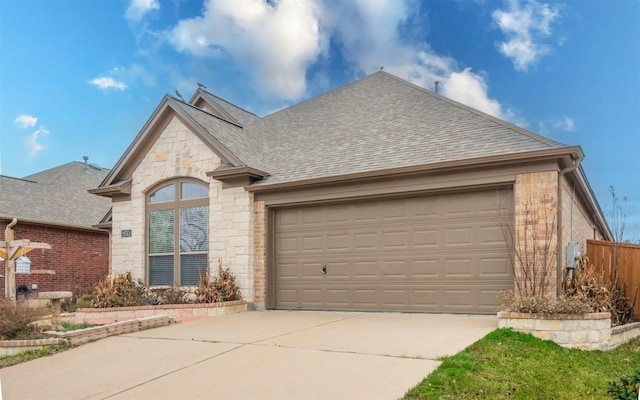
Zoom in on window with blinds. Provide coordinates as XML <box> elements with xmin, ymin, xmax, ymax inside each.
<box><xmin>147</xmin><ymin>179</ymin><xmax>209</xmax><ymax>286</ymax></box>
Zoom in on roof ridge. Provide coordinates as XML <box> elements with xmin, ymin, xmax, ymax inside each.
<box><xmin>197</xmin><ymin>89</ymin><xmax>260</xmax><ymax>118</ymax></box>
<box><xmin>173</xmin><ymin>95</ymin><xmax>244</xmax><ymax>128</ymax></box>
<box><xmin>0</xmin><ymin>175</ymin><xmax>36</xmax><ymax>183</ymax></box>
<box><xmin>380</xmin><ymin>71</ymin><xmax>569</xmax><ymax>149</ymax></box>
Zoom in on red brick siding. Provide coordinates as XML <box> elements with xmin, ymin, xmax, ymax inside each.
<box><xmin>0</xmin><ymin>221</ymin><xmax>109</xmax><ymax>297</ymax></box>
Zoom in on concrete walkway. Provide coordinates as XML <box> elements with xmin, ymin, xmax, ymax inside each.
<box><xmin>0</xmin><ymin>311</ymin><xmax>496</xmax><ymax>400</ymax></box>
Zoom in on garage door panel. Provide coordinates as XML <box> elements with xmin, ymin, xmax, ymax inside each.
<box><xmin>327</xmin><ymin>233</ymin><xmax>350</xmax><ymax>251</ymax></box>
<box><xmin>381</xmin><ymin>260</ymin><xmax>410</xmax><ymax>277</ymax></box>
<box><xmin>444</xmin><ymin>227</ymin><xmax>473</xmax><ymax>246</ymax></box>
<box><xmin>444</xmin><ymin>258</ymin><xmax>474</xmax><ymax>277</ymax></box>
<box><xmin>480</xmin><ymin>257</ymin><xmax>512</xmax><ymax>276</ymax></box>
<box><xmin>478</xmin><ymin>225</ymin><xmax>506</xmax><ymax>245</ymax></box>
<box><xmin>352</xmin><ymin>261</ymin><xmax>379</xmax><ymax>278</ymax></box>
<box><xmin>353</xmin><ymin>289</ymin><xmax>377</xmax><ymax>306</ymax></box>
<box><xmin>277</xmin><ymin>236</ymin><xmax>299</xmax><ymax>254</ymax></box>
<box><xmin>412</xmin><ymin>229</ymin><xmax>439</xmax><ymax>248</ymax></box>
<box><xmin>412</xmin><ymin>289</ymin><xmax>439</xmax><ymax>308</ymax></box>
<box><xmin>301</xmin><ymin>234</ymin><xmax>324</xmax><ymax>252</ymax></box>
<box><xmin>277</xmin><ymin>263</ymin><xmax>300</xmax><ymax>279</ymax></box>
<box><xmin>382</xmin><ymin>230</ymin><xmax>410</xmax><ymax>249</ymax></box>
<box><xmin>301</xmin><ymin>208</ymin><xmax>325</xmax><ymax>225</ymax></box>
<box><xmin>413</xmin><ymin>259</ymin><xmax>440</xmax><ymax>277</ymax></box>
<box><xmin>353</xmin><ymin>232</ymin><xmax>378</xmax><ymax>250</ymax></box>
<box><xmin>326</xmin><ymin>289</ymin><xmax>350</xmax><ymax>306</ymax></box>
<box><xmin>327</xmin><ymin>205</ymin><xmax>350</xmax><ymax>224</ymax></box>
<box><xmin>382</xmin><ymin>289</ymin><xmax>408</xmax><ymax>307</ymax></box>
<box><xmin>277</xmin><ymin>211</ymin><xmax>299</xmax><ymax>228</ymax></box>
<box><xmin>274</xmin><ymin>189</ymin><xmax>513</xmax><ymax>314</ymax></box>
<box><xmin>353</xmin><ymin>203</ymin><xmax>378</xmax><ymax>221</ymax></box>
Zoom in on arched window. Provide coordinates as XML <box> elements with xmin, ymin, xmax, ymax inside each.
<box><xmin>147</xmin><ymin>179</ymin><xmax>209</xmax><ymax>286</ymax></box>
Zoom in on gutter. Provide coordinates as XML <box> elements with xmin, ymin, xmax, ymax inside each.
<box><xmin>557</xmin><ymin>157</ymin><xmax>581</xmax><ymax>296</ymax></box>
<box><xmin>0</xmin><ymin>215</ymin><xmax>107</xmax><ymax>233</ymax></box>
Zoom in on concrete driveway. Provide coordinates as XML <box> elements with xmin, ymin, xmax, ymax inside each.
<box><xmin>0</xmin><ymin>311</ymin><xmax>496</xmax><ymax>400</ymax></box>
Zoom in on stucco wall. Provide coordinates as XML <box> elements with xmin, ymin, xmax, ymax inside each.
<box><xmin>110</xmin><ymin>116</ymin><xmax>255</xmax><ymax>300</ymax></box>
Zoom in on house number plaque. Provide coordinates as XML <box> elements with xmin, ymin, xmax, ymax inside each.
<box><xmin>121</xmin><ymin>229</ymin><xmax>132</xmax><ymax>238</ymax></box>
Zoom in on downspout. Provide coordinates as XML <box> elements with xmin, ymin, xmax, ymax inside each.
<box><xmin>6</xmin><ymin>217</ymin><xmax>17</xmax><ymax>230</ymax></box>
<box><xmin>557</xmin><ymin>158</ymin><xmax>580</xmax><ymax>296</ymax></box>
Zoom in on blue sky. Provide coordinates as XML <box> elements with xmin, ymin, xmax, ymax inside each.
<box><xmin>0</xmin><ymin>0</ymin><xmax>638</xmax><ymax>240</ymax></box>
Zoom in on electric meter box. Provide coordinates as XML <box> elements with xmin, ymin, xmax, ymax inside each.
<box><xmin>566</xmin><ymin>242</ymin><xmax>580</xmax><ymax>270</ymax></box>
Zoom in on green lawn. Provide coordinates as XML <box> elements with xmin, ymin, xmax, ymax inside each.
<box><xmin>403</xmin><ymin>328</ymin><xmax>640</xmax><ymax>399</ymax></box>
<box><xmin>0</xmin><ymin>344</ymin><xmax>73</xmax><ymax>369</ymax></box>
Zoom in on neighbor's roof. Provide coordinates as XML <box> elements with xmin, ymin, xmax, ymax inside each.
<box><xmin>0</xmin><ymin>161</ymin><xmax>111</xmax><ymax>229</ymax></box>
<box><xmin>99</xmin><ymin>70</ymin><xmax>574</xmax><ymax>190</ymax></box>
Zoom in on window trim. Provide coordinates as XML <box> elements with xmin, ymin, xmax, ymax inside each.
<box><xmin>146</xmin><ymin>178</ymin><xmax>209</xmax><ymax>286</ymax></box>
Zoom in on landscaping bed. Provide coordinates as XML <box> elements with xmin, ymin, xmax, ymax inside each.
<box><xmin>74</xmin><ymin>300</ymin><xmax>246</xmax><ymax>323</ymax></box>
<box><xmin>403</xmin><ymin>328</ymin><xmax>640</xmax><ymax>399</ymax></box>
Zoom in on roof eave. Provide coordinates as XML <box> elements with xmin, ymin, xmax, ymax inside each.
<box><xmin>246</xmin><ymin>147</ymin><xmax>583</xmax><ymax>192</ymax></box>
<box><xmin>207</xmin><ymin>166</ymin><xmax>269</xmax><ymax>181</ymax></box>
<box><xmin>0</xmin><ymin>215</ymin><xmax>109</xmax><ymax>233</ymax></box>
<box><xmin>89</xmin><ymin>180</ymin><xmax>132</xmax><ymax>197</ymax></box>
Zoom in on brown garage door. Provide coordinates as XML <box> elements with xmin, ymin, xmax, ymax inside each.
<box><xmin>273</xmin><ymin>189</ymin><xmax>513</xmax><ymax>314</ymax></box>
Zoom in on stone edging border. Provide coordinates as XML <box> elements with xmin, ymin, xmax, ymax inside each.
<box><xmin>75</xmin><ymin>300</ymin><xmax>247</xmax><ymax>321</ymax></box>
<box><xmin>44</xmin><ymin>315</ymin><xmax>172</xmax><ymax>345</ymax></box>
<box><xmin>498</xmin><ymin>311</ymin><xmax>638</xmax><ymax>351</ymax></box>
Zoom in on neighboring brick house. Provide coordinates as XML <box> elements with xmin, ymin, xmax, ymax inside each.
<box><xmin>92</xmin><ymin>71</ymin><xmax>611</xmax><ymax>314</ymax></box>
<box><xmin>0</xmin><ymin>161</ymin><xmax>111</xmax><ymax>297</ymax></box>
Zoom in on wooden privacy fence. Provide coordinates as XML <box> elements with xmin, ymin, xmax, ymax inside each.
<box><xmin>587</xmin><ymin>239</ymin><xmax>640</xmax><ymax>318</ymax></box>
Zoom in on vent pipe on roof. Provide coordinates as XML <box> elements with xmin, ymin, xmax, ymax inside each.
<box><xmin>83</xmin><ymin>156</ymin><xmax>89</xmax><ymax>173</ymax></box>
<box><xmin>434</xmin><ymin>81</ymin><xmax>440</xmax><ymax>94</ymax></box>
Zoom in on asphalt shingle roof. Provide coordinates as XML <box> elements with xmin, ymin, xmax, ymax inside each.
<box><xmin>254</xmin><ymin>71</ymin><xmax>567</xmax><ymax>185</ymax></box>
<box><xmin>0</xmin><ymin>162</ymin><xmax>111</xmax><ymax>228</ymax></box>
<box><xmin>101</xmin><ymin>70</ymin><xmax>572</xmax><ymax>190</ymax></box>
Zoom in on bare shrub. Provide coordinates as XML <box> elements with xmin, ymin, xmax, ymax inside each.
<box><xmin>498</xmin><ymin>194</ymin><xmax>557</xmax><ymax>298</ymax></box>
<box><xmin>195</xmin><ymin>261</ymin><xmax>242</xmax><ymax>304</ymax></box>
<box><xmin>92</xmin><ymin>272</ymin><xmax>154</xmax><ymax>308</ymax></box>
<box><xmin>153</xmin><ymin>286</ymin><xmax>193</xmax><ymax>305</ymax></box>
<box><xmin>500</xmin><ymin>291</ymin><xmax>591</xmax><ymax>315</ymax></box>
<box><xmin>564</xmin><ymin>257</ymin><xmax>611</xmax><ymax>313</ymax></box>
<box><xmin>0</xmin><ymin>300</ymin><xmax>42</xmax><ymax>340</ymax></box>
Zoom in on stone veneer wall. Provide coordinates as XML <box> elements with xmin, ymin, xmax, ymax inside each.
<box><xmin>110</xmin><ymin>116</ymin><xmax>256</xmax><ymax>300</ymax></box>
<box><xmin>498</xmin><ymin>312</ymin><xmax>612</xmax><ymax>350</ymax></box>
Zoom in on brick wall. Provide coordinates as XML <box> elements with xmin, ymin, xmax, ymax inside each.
<box><xmin>0</xmin><ymin>221</ymin><xmax>109</xmax><ymax>297</ymax></box>
<box><xmin>253</xmin><ymin>200</ymin><xmax>266</xmax><ymax>308</ymax></box>
<box><xmin>560</xmin><ymin>174</ymin><xmax>605</xmax><ymax>261</ymax></box>
<box><xmin>513</xmin><ymin>170</ymin><xmax>559</xmax><ymax>295</ymax></box>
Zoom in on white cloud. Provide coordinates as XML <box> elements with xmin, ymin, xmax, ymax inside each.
<box><xmin>25</xmin><ymin>126</ymin><xmax>49</xmax><ymax>157</ymax></box>
<box><xmin>557</xmin><ymin>116</ymin><xmax>575</xmax><ymax>132</ymax></box>
<box><xmin>169</xmin><ymin>0</ymin><xmax>324</xmax><ymax>100</ymax></box>
<box><xmin>126</xmin><ymin>0</ymin><xmax>159</xmax><ymax>23</ymax></box>
<box><xmin>165</xmin><ymin>0</ymin><xmax>523</xmax><ymax>125</ymax></box>
<box><xmin>89</xmin><ymin>76</ymin><xmax>128</xmax><ymax>91</ymax></box>
<box><xmin>539</xmin><ymin>116</ymin><xmax>576</xmax><ymax>134</ymax></box>
<box><xmin>493</xmin><ymin>0</ymin><xmax>560</xmax><ymax>71</ymax></box>
<box><xmin>14</xmin><ymin>114</ymin><xmax>38</xmax><ymax>128</ymax></box>
<box><xmin>319</xmin><ymin>1</ymin><xmax>524</xmax><ymax>124</ymax></box>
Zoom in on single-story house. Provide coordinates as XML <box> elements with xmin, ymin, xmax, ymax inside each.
<box><xmin>0</xmin><ymin>160</ymin><xmax>111</xmax><ymax>297</ymax></box>
<box><xmin>91</xmin><ymin>71</ymin><xmax>610</xmax><ymax>314</ymax></box>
